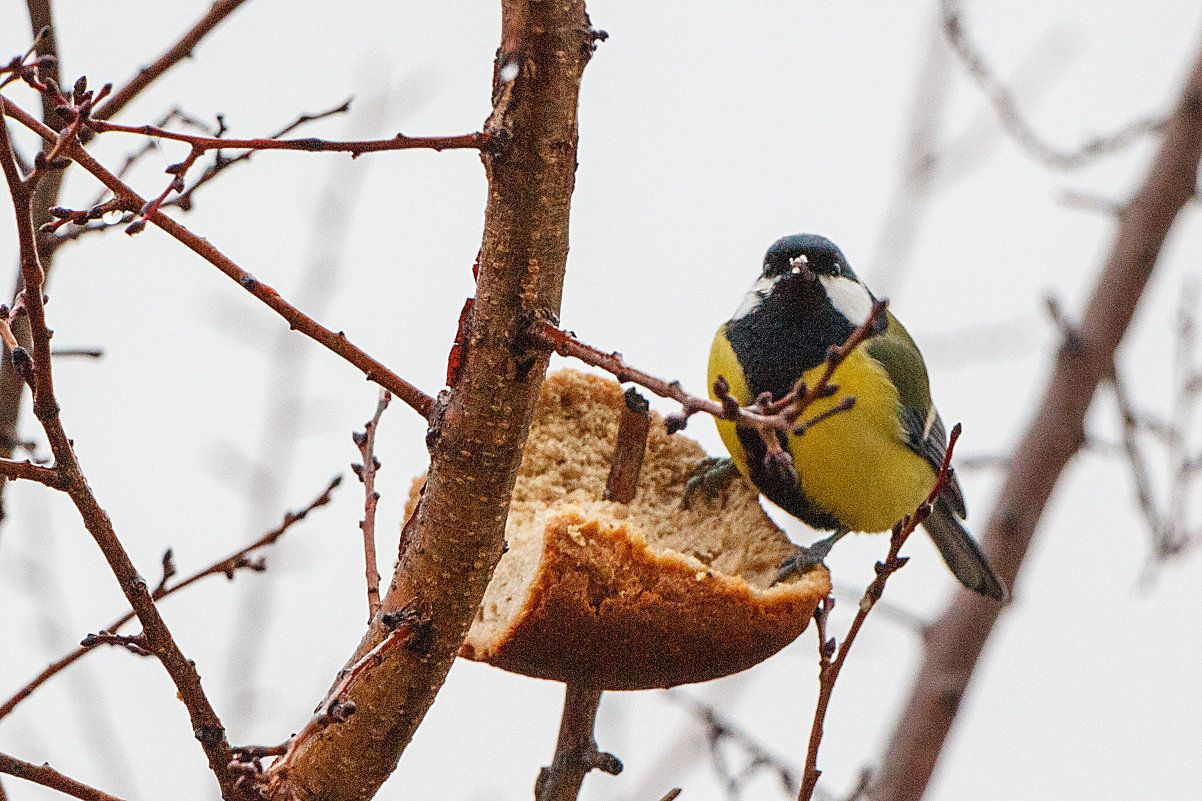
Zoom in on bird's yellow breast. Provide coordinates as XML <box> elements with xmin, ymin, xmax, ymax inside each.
<box><xmin>709</xmin><ymin>328</ymin><xmax>937</xmax><ymax>533</ymax></box>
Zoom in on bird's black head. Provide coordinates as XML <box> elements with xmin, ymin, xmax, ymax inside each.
<box><xmin>762</xmin><ymin>234</ymin><xmax>859</xmax><ymax>282</ymax></box>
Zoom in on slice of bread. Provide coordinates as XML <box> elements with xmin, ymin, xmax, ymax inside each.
<box><xmin>407</xmin><ymin>369</ymin><xmax>830</xmax><ymax>690</ymax></box>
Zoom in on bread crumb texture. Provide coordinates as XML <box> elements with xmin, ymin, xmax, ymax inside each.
<box><xmin>413</xmin><ymin>369</ymin><xmax>830</xmax><ymax>689</ymax></box>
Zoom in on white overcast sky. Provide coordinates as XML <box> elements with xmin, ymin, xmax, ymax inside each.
<box><xmin>1</xmin><ymin>3</ymin><xmax>1201</xmax><ymax>800</ymax></box>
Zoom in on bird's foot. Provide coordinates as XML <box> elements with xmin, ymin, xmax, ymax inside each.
<box><xmin>682</xmin><ymin>456</ymin><xmax>740</xmax><ymax>509</ymax></box>
<box><xmin>774</xmin><ymin>528</ymin><xmax>849</xmax><ymax>584</ymax></box>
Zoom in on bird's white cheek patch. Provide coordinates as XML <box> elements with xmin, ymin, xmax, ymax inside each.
<box><xmin>732</xmin><ymin>275</ymin><xmax>779</xmax><ymax>320</ymax></box>
<box><xmin>818</xmin><ymin>275</ymin><xmax>875</xmax><ymax>325</ymax></box>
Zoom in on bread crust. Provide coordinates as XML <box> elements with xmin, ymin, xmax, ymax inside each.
<box><xmin>408</xmin><ymin>369</ymin><xmax>830</xmax><ymax>690</ymax></box>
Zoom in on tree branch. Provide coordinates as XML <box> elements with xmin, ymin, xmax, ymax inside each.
<box><xmin>1</xmin><ymin>101</ymin><xmax>245</xmax><ymax>796</ymax></box>
<box><xmin>352</xmin><ymin>391</ymin><xmax>390</xmax><ymax>621</ymax></box>
<box><xmin>0</xmin><ymin>96</ymin><xmax>436</xmax><ymax>420</ymax></box>
<box><xmin>0</xmin><ymin>12</ymin><xmax>65</xmax><ymax>528</ymax></box>
<box><xmin>0</xmin><ymin>752</ymin><xmax>127</xmax><ymax>801</ymax></box>
<box><xmin>535</xmin><ymin>684</ymin><xmax>622</xmax><ymax>801</ymax></box>
<box><xmin>92</xmin><ymin>0</ymin><xmax>253</xmax><ymax>122</ymax></box>
<box><xmin>868</xmin><ymin>34</ymin><xmax>1202</xmax><ymax>801</ymax></box>
<box><xmin>0</xmin><ymin>475</ymin><xmax>340</xmax><ymax>721</ymax></box>
<box><xmin>263</xmin><ymin>4</ymin><xmax>600</xmax><ymax>799</ymax></box>
<box><xmin>87</xmin><ymin>118</ymin><xmax>490</xmax><ymax>155</ymax></box>
<box><xmin>0</xmin><ymin>455</ymin><xmax>59</xmax><ymax>486</ymax></box>
<box><xmin>800</xmin><ymin>427</ymin><xmax>962</xmax><ymax>801</ymax></box>
<box><xmin>941</xmin><ymin>0</ymin><xmax>1163</xmax><ymax>169</ymax></box>
<box><xmin>529</xmin><ymin>298</ymin><xmax>886</xmax><ymax>474</ymax></box>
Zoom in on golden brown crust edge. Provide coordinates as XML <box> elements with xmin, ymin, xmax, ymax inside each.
<box><xmin>461</xmin><ymin>510</ymin><xmax>829</xmax><ymax>689</ymax></box>
<box><xmin>407</xmin><ymin>369</ymin><xmax>830</xmax><ymax>690</ymax></box>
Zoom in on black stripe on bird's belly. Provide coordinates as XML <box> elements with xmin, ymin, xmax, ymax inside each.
<box><xmin>735</xmin><ymin>426</ymin><xmax>843</xmax><ymax>531</ymax></box>
<box><xmin>723</xmin><ymin>278</ymin><xmax>857</xmax><ymax>402</ymax></box>
<box><xmin>723</xmin><ymin>277</ymin><xmax>862</xmax><ymax>532</ymax></box>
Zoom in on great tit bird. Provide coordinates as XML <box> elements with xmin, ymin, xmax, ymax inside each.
<box><xmin>706</xmin><ymin>234</ymin><xmax>1006</xmax><ymax>600</ymax></box>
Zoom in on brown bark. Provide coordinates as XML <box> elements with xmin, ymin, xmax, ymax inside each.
<box><xmin>868</xmin><ymin>37</ymin><xmax>1202</xmax><ymax>801</ymax></box>
<box><xmin>0</xmin><ymin>1</ymin><xmax>64</xmax><ymax>522</ymax></box>
<box><xmin>264</xmin><ymin>3</ymin><xmax>598</xmax><ymax>800</ymax></box>
<box><xmin>0</xmin><ymin>90</ymin><xmax>244</xmax><ymax>801</ymax></box>
<box><xmin>0</xmin><ymin>752</ymin><xmax>127</xmax><ymax>801</ymax></box>
<box><xmin>536</xmin><ymin>685</ymin><xmax>622</xmax><ymax>801</ymax></box>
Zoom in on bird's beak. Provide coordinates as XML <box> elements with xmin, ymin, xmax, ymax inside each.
<box><xmin>787</xmin><ymin>255</ymin><xmax>813</xmax><ymax>281</ymax></box>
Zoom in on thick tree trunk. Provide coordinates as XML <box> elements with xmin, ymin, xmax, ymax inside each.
<box><xmin>869</xmin><ymin>37</ymin><xmax>1202</xmax><ymax>801</ymax></box>
<box><xmin>265</xmin><ymin>3</ymin><xmax>598</xmax><ymax>800</ymax></box>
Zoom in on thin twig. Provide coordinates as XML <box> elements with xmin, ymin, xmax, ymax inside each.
<box><xmin>44</xmin><ymin>105</ymin><xmax>277</xmax><ymax>249</ymax></box>
<box><xmin>291</xmin><ymin>606</ymin><xmax>432</xmax><ymax>738</ymax></box>
<box><xmin>536</xmin><ymin>684</ymin><xmax>623</xmax><ymax>801</ymax></box>
<box><xmin>0</xmin><ymin>752</ymin><xmax>127</xmax><ymax>801</ymax></box>
<box><xmin>92</xmin><ymin>0</ymin><xmax>254</xmax><ymax>122</ymax></box>
<box><xmin>528</xmin><ymin>299</ymin><xmax>887</xmax><ymax>472</ymax></box>
<box><xmin>353</xmin><ymin>391</ymin><xmax>390</xmax><ymax>621</ymax></box>
<box><xmin>1052</xmin><ymin>291</ymin><xmax>1201</xmax><ymax>565</ymax></box>
<box><xmin>1163</xmin><ymin>282</ymin><xmax>1199</xmax><ymax>556</ymax></box>
<box><xmin>49</xmin><ymin>347</ymin><xmax>103</xmax><ymax>358</ymax></box>
<box><xmin>89</xmin><ymin>117</ymin><xmax>490</xmax><ymax>156</ymax></box>
<box><xmin>672</xmin><ymin>692</ymin><xmax>799</xmax><ymax>799</ymax></box>
<box><xmin>79</xmin><ymin>631</ymin><xmax>150</xmax><ymax>656</ymax></box>
<box><xmin>869</xmin><ymin>35</ymin><xmax>1202</xmax><ymax>801</ymax></box>
<box><xmin>85</xmin><ymin>116</ymin><xmax>485</xmax><ymax>231</ymax></box>
<box><xmin>0</xmin><ymin>475</ymin><xmax>340</xmax><ymax>721</ymax></box>
<box><xmin>1049</xmin><ymin>296</ymin><xmax>1166</xmax><ymax>543</ymax></box>
<box><xmin>799</xmin><ymin>426</ymin><xmax>963</xmax><ymax>801</ymax></box>
<box><xmin>0</xmin><ymin>95</ymin><xmax>436</xmax><ymax>421</ymax></box>
<box><xmin>0</xmin><ymin>455</ymin><xmax>58</xmax><ymax>486</ymax></box>
<box><xmin>941</xmin><ymin>0</ymin><xmax>1164</xmax><ymax>169</ymax></box>
<box><xmin>167</xmin><ymin>98</ymin><xmax>354</xmax><ymax>212</ymax></box>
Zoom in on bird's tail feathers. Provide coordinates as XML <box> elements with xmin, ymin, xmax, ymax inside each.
<box><xmin>922</xmin><ymin>500</ymin><xmax>1008</xmax><ymax>601</ymax></box>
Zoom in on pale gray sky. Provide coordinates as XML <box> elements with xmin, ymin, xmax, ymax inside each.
<box><xmin>1</xmin><ymin>3</ymin><xmax>1200</xmax><ymax>800</ymax></box>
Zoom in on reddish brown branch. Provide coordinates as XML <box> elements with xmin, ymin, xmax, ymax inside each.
<box><xmin>868</xmin><ymin>34</ymin><xmax>1202</xmax><ymax>801</ymax></box>
<box><xmin>87</xmin><ymin>118</ymin><xmax>491</xmax><ymax>157</ymax></box>
<box><xmin>353</xmin><ymin>392</ymin><xmax>390</xmax><ymax>621</ymax></box>
<box><xmin>0</xmin><ymin>752</ymin><xmax>127</xmax><ymax>801</ymax></box>
<box><xmin>529</xmin><ymin>298</ymin><xmax>886</xmax><ymax>470</ymax></box>
<box><xmin>604</xmin><ymin>387</ymin><xmax>650</xmax><ymax>503</ymax></box>
<box><xmin>43</xmin><ymin>102</ymin><xmax>352</xmax><ymax>246</ymax></box>
<box><xmin>79</xmin><ymin>631</ymin><xmax>150</xmax><ymax>656</ymax></box>
<box><xmin>86</xmin><ymin>117</ymin><xmax>486</xmax><ymax>233</ymax></box>
<box><xmin>0</xmin><ymin>115</ymin><xmax>244</xmax><ymax>782</ymax></box>
<box><xmin>291</xmin><ymin>606</ymin><xmax>432</xmax><ymax>739</ymax></box>
<box><xmin>167</xmin><ymin>99</ymin><xmax>353</xmax><ymax>212</ymax></box>
<box><xmin>91</xmin><ymin>0</ymin><xmax>253</xmax><ymax>122</ymax></box>
<box><xmin>122</xmin><ymin>144</ymin><xmax>203</xmax><ymax>235</ymax></box>
<box><xmin>0</xmin><ymin>455</ymin><xmax>58</xmax><ymax>486</ymax></box>
<box><xmin>0</xmin><ymin>96</ymin><xmax>435</xmax><ymax>420</ymax></box>
<box><xmin>799</xmin><ymin>426</ymin><xmax>962</xmax><ymax>801</ymax></box>
<box><xmin>0</xmin><ymin>20</ymin><xmax>62</xmax><ymax>530</ymax></box>
<box><xmin>536</xmin><ymin>684</ymin><xmax>622</xmax><ymax>801</ymax></box>
<box><xmin>0</xmin><ymin>475</ymin><xmax>340</xmax><ymax>721</ymax></box>
<box><xmin>265</xmin><ymin>5</ymin><xmax>598</xmax><ymax>799</ymax></box>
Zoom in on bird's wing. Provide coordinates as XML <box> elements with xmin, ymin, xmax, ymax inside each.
<box><xmin>864</xmin><ymin>310</ymin><xmax>968</xmax><ymax>518</ymax></box>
